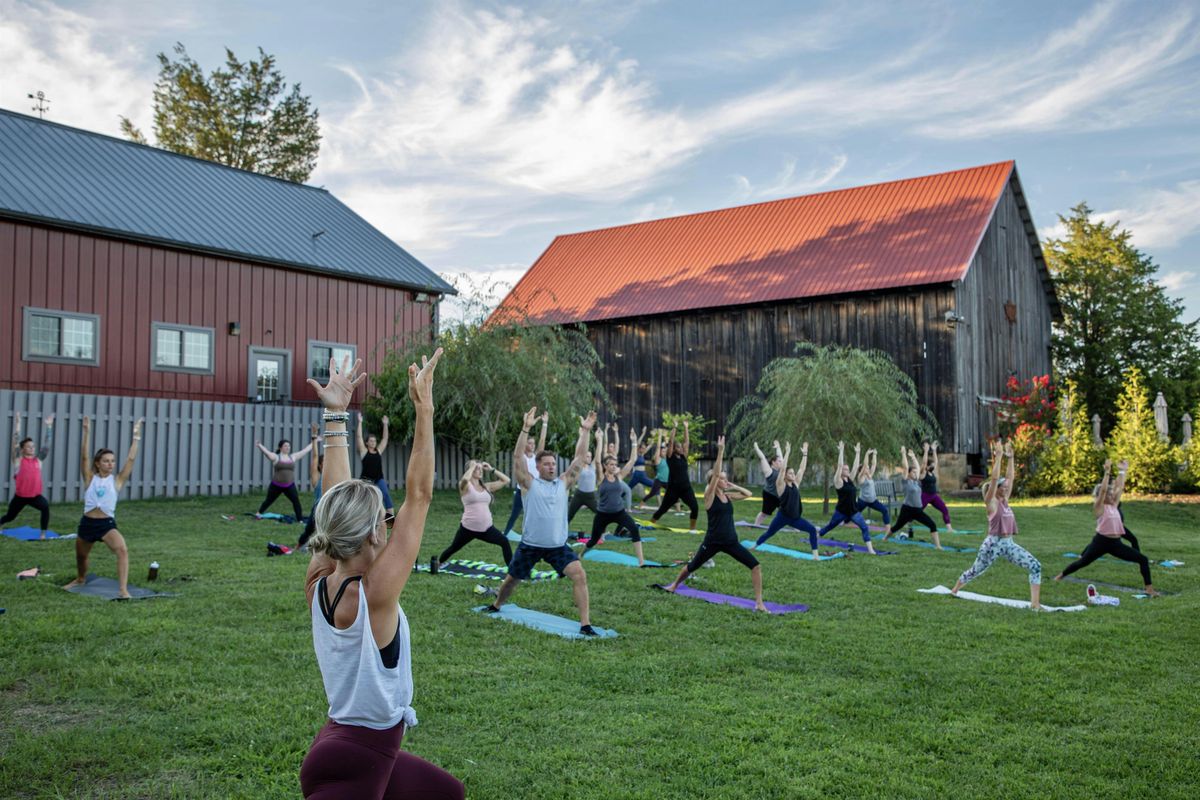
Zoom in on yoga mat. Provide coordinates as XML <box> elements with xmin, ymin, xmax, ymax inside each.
<box><xmin>734</xmin><ymin>520</ymin><xmax>768</xmax><ymax>529</ymax></box>
<box><xmin>740</xmin><ymin>541</ymin><xmax>845</xmax><ymax>561</ymax></box>
<box><xmin>1058</xmin><ymin>576</ymin><xmax>1177</xmax><ymax>596</ymax></box>
<box><xmin>634</xmin><ymin>518</ymin><xmax>704</xmax><ymax>534</ymax></box>
<box><xmin>950</xmin><ymin>529</ymin><xmax>986</xmax><ymax>535</ymax></box>
<box><xmin>414</xmin><ymin>559</ymin><xmax>558</xmax><ymax>582</ymax></box>
<box><xmin>1</xmin><ymin>526</ymin><xmax>63</xmax><ymax>540</ymax></box>
<box><xmin>873</xmin><ymin>534</ymin><xmax>976</xmax><ymax>553</ymax></box>
<box><xmin>602</xmin><ymin>533</ymin><xmax>656</xmax><ymax>542</ymax></box>
<box><xmin>1062</xmin><ymin>553</ymin><xmax>1182</xmax><ymax>568</ymax></box>
<box><xmin>64</xmin><ymin>574</ymin><xmax>175</xmax><ymax>601</ymax></box>
<box><xmin>818</xmin><ymin>537</ymin><xmax>898</xmax><ymax>555</ymax></box>
<box><xmin>472</xmin><ymin>603</ymin><xmax>618</xmax><ymax>639</ymax></box>
<box><xmin>918</xmin><ymin>584</ymin><xmax>1085</xmax><ymax>612</ymax></box>
<box><xmin>655</xmin><ymin>584</ymin><xmax>808</xmax><ymax>614</ymax></box>
<box><xmin>581</xmin><ymin>550</ymin><xmax>666</xmax><ymax>567</ymax></box>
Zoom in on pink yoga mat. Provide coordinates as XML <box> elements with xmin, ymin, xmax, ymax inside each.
<box><xmin>655</xmin><ymin>584</ymin><xmax>808</xmax><ymax>614</ymax></box>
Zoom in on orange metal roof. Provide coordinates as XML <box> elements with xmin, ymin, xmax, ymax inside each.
<box><xmin>492</xmin><ymin>161</ymin><xmax>1016</xmax><ymax>325</ymax></box>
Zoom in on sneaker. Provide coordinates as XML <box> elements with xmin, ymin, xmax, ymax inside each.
<box><xmin>430</xmin><ymin>556</ymin><xmax>439</xmax><ymax>575</ymax></box>
<box><xmin>1086</xmin><ymin>584</ymin><xmax>1098</xmax><ymax>603</ymax></box>
<box><xmin>579</xmin><ymin>624</ymin><xmax>599</xmax><ymax>637</ymax></box>
<box><xmin>473</xmin><ymin>584</ymin><xmax>498</xmax><ymax>598</ymax></box>
<box><xmin>484</xmin><ymin>604</ymin><xmax>502</xmax><ymax>614</ymax></box>
<box><xmin>703</xmin><ymin>559</ymin><xmax>716</xmax><ymax>569</ymax></box>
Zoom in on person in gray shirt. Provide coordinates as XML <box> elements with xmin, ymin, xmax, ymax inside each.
<box><xmin>881</xmin><ymin>447</ymin><xmax>941</xmax><ymax>549</ymax></box>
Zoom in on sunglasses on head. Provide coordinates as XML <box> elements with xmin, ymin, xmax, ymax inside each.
<box><xmin>381</xmin><ymin>513</ymin><xmax>395</xmax><ymax>530</ymax></box>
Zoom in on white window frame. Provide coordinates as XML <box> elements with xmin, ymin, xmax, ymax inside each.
<box><xmin>151</xmin><ymin>322</ymin><xmax>216</xmax><ymax>375</ymax></box>
<box><xmin>22</xmin><ymin>307</ymin><xmax>101</xmax><ymax>366</ymax></box>
<box><xmin>307</xmin><ymin>340</ymin><xmax>358</xmax><ymax>382</ymax></box>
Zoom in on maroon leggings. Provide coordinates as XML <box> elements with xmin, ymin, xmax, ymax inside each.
<box><xmin>300</xmin><ymin>719</ymin><xmax>464</xmax><ymax>799</ymax></box>
<box><xmin>921</xmin><ymin>492</ymin><xmax>952</xmax><ymax>525</ymax></box>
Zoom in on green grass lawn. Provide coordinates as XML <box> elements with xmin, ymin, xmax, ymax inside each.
<box><xmin>1</xmin><ymin>489</ymin><xmax>1198</xmax><ymax>799</ymax></box>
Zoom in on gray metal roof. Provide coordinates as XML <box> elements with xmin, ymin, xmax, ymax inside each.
<box><xmin>0</xmin><ymin>109</ymin><xmax>453</xmax><ymax>294</ymax></box>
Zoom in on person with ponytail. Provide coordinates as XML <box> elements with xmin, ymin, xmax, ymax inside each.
<box><xmin>299</xmin><ymin>351</ymin><xmax>463</xmax><ymax>799</ymax></box>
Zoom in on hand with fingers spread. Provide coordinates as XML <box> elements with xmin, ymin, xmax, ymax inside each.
<box><xmin>407</xmin><ymin>348</ymin><xmax>443</xmax><ymax>408</ymax></box>
<box><xmin>524</xmin><ymin>407</ymin><xmax>540</xmax><ymax>429</ymax></box>
<box><xmin>307</xmin><ymin>354</ymin><xmax>368</xmax><ymax>411</ymax></box>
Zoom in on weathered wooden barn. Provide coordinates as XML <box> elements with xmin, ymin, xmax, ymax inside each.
<box><xmin>492</xmin><ymin>161</ymin><xmax>1060</xmax><ymax>473</ymax></box>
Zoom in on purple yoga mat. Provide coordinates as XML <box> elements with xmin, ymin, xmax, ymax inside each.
<box><xmin>819</xmin><ymin>537</ymin><xmax>897</xmax><ymax>555</ymax></box>
<box><xmin>659</xmin><ymin>584</ymin><xmax>808</xmax><ymax>614</ymax></box>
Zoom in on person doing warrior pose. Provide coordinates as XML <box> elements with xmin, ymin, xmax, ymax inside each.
<box><xmin>920</xmin><ymin>442</ymin><xmax>953</xmax><ymax>532</ymax></box>
<box><xmin>816</xmin><ymin>442</ymin><xmax>877</xmax><ymax>554</ymax></box>
<box><xmin>854</xmin><ymin>449</ymin><xmax>890</xmax><ymax>527</ymax></box>
<box><xmin>640</xmin><ymin>431</ymin><xmax>668</xmax><ymax>510</ymax></box>
<box><xmin>256</xmin><ymin>436</ymin><xmax>314</xmax><ymax>520</ymax></box>
<box><xmin>650</xmin><ymin>420</ymin><xmax>699</xmax><ymax>530</ymax></box>
<box><xmin>583</xmin><ymin>429</ymin><xmax>648</xmax><ymax>566</ymax></box>
<box><xmin>502</xmin><ymin>411</ymin><xmax>547</xmax><ymax>536</ymax></box>
<box><xmin>752</xmin><ymin>441</ymin><xmax>785</xmax><ymax>526</ymax></box>
<box><xmin>625</xmin><ymin>427</ymin><xmax>656</xmax><ymax>501</ymax></box>
<box><xmin>63</xmin><ymin>416</ymin><xmax>143</xmax><ymax>599</ymax></box>
<box><xmin>485</xmin><ymin>408</ymin><xmax>601</xmax><ymax>635</ymax></box>
<box><xmin>567</xmin><ymin>447</ymin><xmax>598</xmax><ymax>525</ymax></box>
<box><xmin>951</xmin><ymin>440</ymin><xmax>1043</xmax><ymax>609</ymax></box>
<box><xmin>356</xmin><ymin>414</ymin><xmax>394</xmax><ymax>517</ymax></box>
<box><xmin>663</xmin><ymin>436</ymin><xmax>766</xmax><ymax>611</ymax></box>
<box><xmin>883</xmin><ymin>448</ymin><xmax>942</xmax><ymax>549</ymax></box>
<box><xmin>1054</xmin><ymin>459</ymin><xmax>1160</xmax><ymax>596</ymax></box>
<box><xmin>433</xmin><ymin>461</ymin><xmax>513</xmax><ymax>570</ymax></box>
<box><xmin>1</xmin><ymin>414</ymin><xmax>54</xmax><ymax>538</ymax></box>
<box><xmin>751</xmin><ymin>442</ymin><xmax>821</xmax><ymax>556</ymax></box>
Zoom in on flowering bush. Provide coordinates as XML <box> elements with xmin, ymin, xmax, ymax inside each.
<box><xmin>991</xmin><ymin>375</ymin><xmax>1056</xmax><ymax>494</ymax></box>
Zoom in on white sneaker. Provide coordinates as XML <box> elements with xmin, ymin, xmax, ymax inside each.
<box><xmin>703</xmin><ymin>559</ymin><xmax>716</xmax><ymax>568</ymax></box>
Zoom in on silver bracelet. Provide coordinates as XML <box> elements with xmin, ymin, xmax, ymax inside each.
<box><xmin>322</xmin><ymin>411</ymin><xmax>350</xmax><ymax>422</ymax></box>
<box><xmin>323</xmin><ymin>430</ymin><xmax>350</xmax><ymax>438</ymax></box>
<box><xmin>324</xmin><ymin>442</ymin><xmax>350</xmax><ymax>449</ymax></box>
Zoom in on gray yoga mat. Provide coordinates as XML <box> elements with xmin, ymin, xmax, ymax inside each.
<box><xmin>64</xmin><ymin>574</ymin><xmax>175</xmax><ymax>600</ymax></box>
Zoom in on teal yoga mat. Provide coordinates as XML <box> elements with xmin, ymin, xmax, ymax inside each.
<box><xmin>872</xmin><ymin>534</ymin><xmax>976</xmax><ymax>553</ymax></box>
<box><xmin>739</xmin><ymin>541</ymin><xmax>845</xmax><ymax>561</ymax></box>
<box><xmin>581</xmin><ymin>550</ymin><xmax>666</xmax><ymax>567</ymax></box>
<box><xmin>472</xmin><ymin>603</ymin><xmax>618</xmax><ymax>639</ymax></box>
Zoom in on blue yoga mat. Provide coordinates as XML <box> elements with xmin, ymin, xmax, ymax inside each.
<box><xmin>507</xmin><ymin>530</ymin><xmax>655</xmax><ymax>544</ymax></box>
<box><xmin>740</xmin><ymin>541</ymin><xmax>845</xmax><ymax>561</ymax></box>
<box><xmin>472</xmin><ymin>603</ymin><xmax>618</xmax><ymax>639</ymax></box>
<box><xmin>581</xmin><ymin>550</ymin><xmax>665</xmax><ymax>567</ymax></box>
<box><xmin>872</xmin><ymin>534</ymin><xmax>975</xmax><ymax>553</ymax></box>
<box><xmin>1</xmin><ymin>526</ymin><xmax>63</xmax><ymax>540</ymax></box>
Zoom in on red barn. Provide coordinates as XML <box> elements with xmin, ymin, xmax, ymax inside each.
<box><xmin>0</xmin><ymin>109</ymin><xmax>451</xmax><ymax>406</ymax></box>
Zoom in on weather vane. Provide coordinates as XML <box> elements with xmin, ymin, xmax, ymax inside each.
<box><xmin>27</xmin><ymin>91</ymin><xmax>50</xmax><ymax>119</ymax></box>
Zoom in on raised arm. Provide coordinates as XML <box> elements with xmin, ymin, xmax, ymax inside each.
<box><xmin>833</xmin><ymin>441</ymin><xmax>846</xmax><ymax>488</ymax></box>
<box><xmin>775</xmin><ymin>442</ymin><xmax>792</xmax><ymax>495</ymax></box>
<box><xmin>704</xmin><ymin>435</ymin><xmax>726</xmax><ymax>507</ymax></box>
<box><xmin>10</xmin><ymin>415</ymin><xmax>20</xmax><ymax>465</ymax></box>
<box><xmin>537</xmin><ymin>412</ymin><xmax>548</xmax><ymax>453</ymax></box>
<box><xmin>649</xmin><ymin>430</ymin><xmax>663</xmax><ymax>465</ymax></box>
<box><xmin>1094</xmin><ymin>460</ymin><xmax>1112</xmax><ymax>516</ymax></box>
<box><xmin>849</xmin><ymin>443</ymin><xmax>862</xmax><ymax>484</ymax></box>
<box><xmin>355</xmin><ymin>414</ymin><xmax>367</xmax><ymax>458</ymax></box>
<box><xmin>618</xmin><ymin>429</ymin><xmax>639</xmax><ymax>478</ymax></box>
<box><xmin>114</xmin><ymin>418</ymin><xmax>144</xmax><ymax>490</ymax></box>
<box><xmin>513</xmin><ymin>407</ymin><xmax>540</xmax><ymax>492</ymax></box>
<box><xmin>460</xmin><ymin>460</ymin><xmax>478</xmax><ymax>494</ymax></box>
<box><xmin>667</xmin><ymin>423</ymin><xmax>678</xmax><ymax>455</ymax></box>
<box><xmin>612</xmin><ymin>422</ymin><xmax>620</xmax><ymax>458</ymax></box>
<box><xmin>907</xmin><ymin>448</ymin><xmax>921</xmax><ymax>475</ymax></box>
<box><xmin>681</xmin><ymin>419</ymin><xmax>690</xmax><ymax>455</ymax></box>
<box><xmin>593</xmin><ymin>429</ymin><xmax>604</xmax><ymax>469</ymax></box>
<box><xmin>562</xmin><ymin>412</ymin><xmax>598</xmax><ymax>488</ymax></box>
<box><xmin>868</xmin><ymin>449</ymin><xmax>878</xmax><ymax>477</ymax></box>
<box><xmin>752</xmin><ymin>442</ymin><xmax>771</xmax><ymax>476</ymax></box>
<box><xmin>256</xmin><ymin>440</ymin><xmax>278</xmax><ymax>463</ymax></box>
<box><xmin>1004</xmin><ymin>441</ymin><xmax>1015</xmax><ymax>500</ymax></box>
<box><xmin>377</xmin><ymin>415</ymin><xmax>390</xmax><ymax>454</ymax></box>
<box><xmin>920</xmin><ymin>443</ymin><xmax>931</xmax><ymax>479</ymax></box>
<box><xmin>930</xmin><ymin>442</ymin><xmax>940</xmax><ymax>478</ymax></box>
<box><xmin>291</xmin><ymin>441</ymin><xmax>314</xmax><ymax>461</ymax></box>
<box><xmin>483</xmin><ymin>463</ymin><xmax>511</xmax><ymax>493</ymax></box>
<box><xmin>80</xmin><ymin>415</ymin><xmax>93</xmax><ymax>483</ymax></box>
<box><xmin>366</xmin><ymin>348</ymin><xmax>442</xmax><ymax>603</ymax></box>
<box><xmin>1110</xmin><ymin>459</ymin><xmax>1129</xmax><ymax>506</ymax></box>
<box><xmin>308</xmin><ymin>423</ymin><xmax>321</xmax><ymax>486</ymax></box>
<box><xmin>983</xmin><ymin>440</ymin><xmax>1004</xmax><ymax>509</ymax></box>
<box><xmin>795</xmin><ymin>442</ymin><xmax>809</xmax><ymax>483</ymax></box>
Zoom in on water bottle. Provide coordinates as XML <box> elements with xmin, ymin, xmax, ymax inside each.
<box><xmin>148</xmin><ymin>561</ymin><xmax>159</xmax><ymax>581</ymax></box>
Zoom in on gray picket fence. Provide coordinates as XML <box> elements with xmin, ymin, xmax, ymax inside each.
<box><xmin>0</xmin><ymin>389</ymin><xmax>527</xmax><ymax>503</ymax></box>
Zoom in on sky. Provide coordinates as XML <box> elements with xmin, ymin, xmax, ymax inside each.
<box><xmin>2</xmin><ymin>0</ymin><xmax>1198</xmax><ymax>320</ymax></box>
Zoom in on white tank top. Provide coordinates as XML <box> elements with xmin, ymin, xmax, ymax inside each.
<box><xmin>311</xmin><ymin>579</ymin><xmax>417</xmax><ymax>730</ymax></box>
<box><xmin>84</xmin><ymin>474</ymin><xmax>118</xmax><ymax>517</ymax></box>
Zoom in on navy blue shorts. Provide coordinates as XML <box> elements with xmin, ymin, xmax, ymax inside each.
<box><xmin>78</xmin><ymin>515</ymin><xmax>117</xmax><ymax>543</ymax></box>
<box><xmin>507</xmin><ymin>543</ymin><xmax>579</xmax><ymax>580</ymax></box>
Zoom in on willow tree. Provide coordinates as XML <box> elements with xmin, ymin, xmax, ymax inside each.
<box><xmin>727</xmin><ymin>343</ymin><xmax>937</xmax><ymax>511</ymax></box>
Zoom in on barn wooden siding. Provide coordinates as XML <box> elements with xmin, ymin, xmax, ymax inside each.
<box><xmin>581</xmin><ymin>181</ymin><xmax>1052</xmax><ymax>457</ymax></box>
<box><xmin>0</xmin><ymin>219</ymin><xmax>434</xmax><ymax>405</ymax></box>
<box><xmin>953</xmin><ymin>179</ymin><xmax>1055</xmax><ymax>453</ymax></box>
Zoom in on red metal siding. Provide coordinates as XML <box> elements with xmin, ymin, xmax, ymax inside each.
<box><xmin>1</xmin><ymin>219</ymin><xmax>434</xmax><ymax>405</ymax></box>
<box><xmin>492</xmin><ymin>161</ymin><xmax>1015</xmax><ymax>325</ymax></box>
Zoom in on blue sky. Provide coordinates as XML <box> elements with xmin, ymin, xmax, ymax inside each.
<box><xmin>2</xmin><ymin>0</ymin><xmax>1198</xmax><ymax>319</ymax></box>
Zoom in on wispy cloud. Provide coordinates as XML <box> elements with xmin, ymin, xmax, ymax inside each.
<box><xmin>1098</xmin><ymin>180</ymin><xmax>1200</xmax><ymax>249</ymax></box>
<box><xmin>732</xmin><ymin>152</ymin><xmax>848</xmax><ymax>202</ymax></box>
<box><xmin>1158</xmin><ymin>270</ymin><xmax>1195</xmax><ymax>293</ymax></box>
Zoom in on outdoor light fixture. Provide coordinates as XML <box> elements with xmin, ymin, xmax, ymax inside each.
<box><xmin>944</xmin><ymin>310</ymin><xmax>966</xmax><ymax>327</ymax></box>
<box><xmin>414</xmin><ymin>291</ymin><xmax>431</xmax><ymax>303</ymax></box>
<box><xmin>228</xmin><ymin>322</ymin><xmax>241</xmax><ymax>336</ymax></box>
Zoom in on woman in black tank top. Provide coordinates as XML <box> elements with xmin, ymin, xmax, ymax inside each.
<box><xmin>662</xmin><ymin>436</ymin><xmax>766</xmax><ymax>611</ymax></box>
<box><xmin>356</xmin><ymin>414</ymin><xmax>394</xmax><ymax>514</ymax></box>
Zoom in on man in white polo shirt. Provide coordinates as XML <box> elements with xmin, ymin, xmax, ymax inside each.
<box><xmin>486</xmin><ymin>407</ymin><xmax>599</xmax><ymax>635</ymax></box>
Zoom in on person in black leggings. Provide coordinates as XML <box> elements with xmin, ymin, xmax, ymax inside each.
<box><xmin>651</xmin><ymin>420</ymin><xmax>699</xmax><ymax>530</ymax></box>
<box><xmin>584</xmin><ymin>428</ymin><xmax>648</xmax><ymax>565</ymax></box>
<box><xmin>881</xmin><ymin>447</ymin><xmax>942</xmax><ymax>548</ymax></box>
<box><xmin>356</xmin><ymin>414</ymin><xmax>394</xmax><ymax>515</ymax></box>
<box><xmin>663</xmin><ymin>436</ymin><xmax>764</xmax><ymax>610</ymax></box>
<box><xmin>256</xmin><ymin>437</ymin><xmax>313</xmax><ymax>520</ymax></box>
<box><xmin>434</xmin><ymin>460</ymin><xmax>513</xmax><ymax>569</ymax></box>
<box><xmin>2</xmin><ymin>413</ymin><xmax>54</xmax><ymax>538</ymax></box>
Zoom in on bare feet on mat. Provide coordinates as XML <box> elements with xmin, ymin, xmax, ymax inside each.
<box><xmin>117</xmin><ymin>590</ymin><xmax>132</xmax><ymax>600</ymax></box>
<box><xmin>950</xmin><ymin>581</ymin><xmax>962</xmax><ymax>596</ymax></box>
<box><xmin>754</xmin><ymin>602</ymin><xmax>768</xmax><ymax>612</ymax></box>
<box><xmin>1053</xmin><ymin>573</ymin><xmax>1064</xmax><ymax>581</ymax></box>
<box><xmin>62</xmin><ymin>578</ymin><xmax>85</xmax><ymax>590</ymax></box>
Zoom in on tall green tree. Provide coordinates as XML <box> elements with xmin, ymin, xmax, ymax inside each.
<box><xmin>727</xmin><ymin>343</ymin><xmax>937</xmax><ymax>510</ymax></box>
<box><xmin>121</xmin><ymin>43</ymin><xmax>321</xmax><ymax>182</ymax></box>
<box><xmin>1045</xmin><ymin>203</ymin><xmax>1200</xmax><ymax>435</ymax></box>
<box><xmin>1033</xmin><ymin>380</ymin><xmax>1105</xmax><ymax>495</ymax></box>
<box><xmin>1106</xmin><ymin>366</ymin><xmax>1177</xmax><ymax>493</ymax></box>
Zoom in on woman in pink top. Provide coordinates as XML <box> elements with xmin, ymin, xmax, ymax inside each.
<box><xmin>951</xmin><ymin>440</ymin><xmax>1043</xmax><ymax>609</ymax></box>
<box><xmin>2</xmin><ymin>414</ymin><xmax>54</xmax><ymax>538</ymax></box>
<box><xmin>1055</xmin><ymin>459</ymin><xmax>1159</xmax><ymax>595</ymax></box>
<box><xmin>431</xmin><ymin>460</ymin><xmax>513</xmax><ymax>572</ymax></box>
